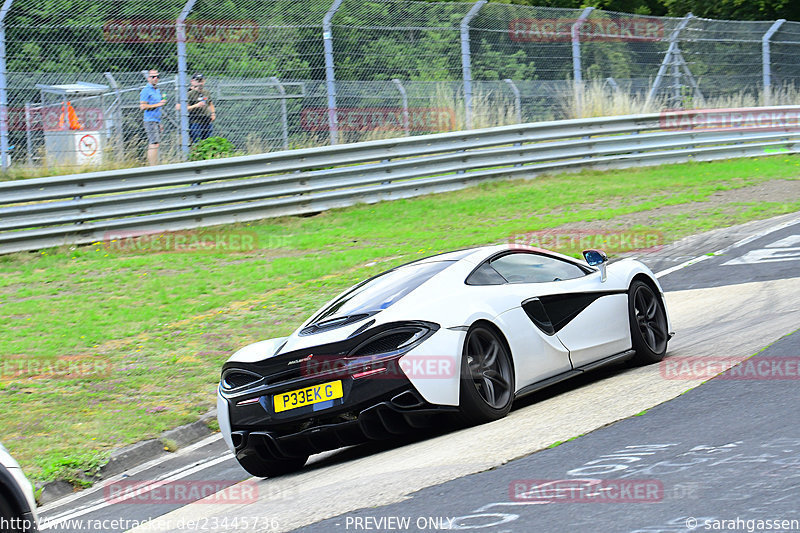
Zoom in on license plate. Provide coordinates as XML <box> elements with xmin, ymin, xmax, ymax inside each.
<box><xmin>273</xmin><ymin>380</ymin><xmax>343</xmax><ymax>413</ymax></box>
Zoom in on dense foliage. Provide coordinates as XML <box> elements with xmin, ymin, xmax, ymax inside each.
<box><xmin>496</xmin><ymin>0</ymin><xmax>799</xmax><ymax>21</ymax></box>
<box><xmin>189</xmin><ymin>137</ymin><xmax>236</xmax><ymax>161</ymax></box>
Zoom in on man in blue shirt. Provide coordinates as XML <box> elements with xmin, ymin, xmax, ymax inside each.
<box><xmin>139</xmin><ymin>69</ymin><xmax>167</xmax><ymax>165</ymax></box>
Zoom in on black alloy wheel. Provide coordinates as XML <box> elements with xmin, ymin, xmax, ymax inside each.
<box><xmin>458</xmin><ymin>325</ymin><xmax>515</xmax><ymax>424</ymax></box>
<box><xmin>628</xmin><ymin>280</ymin><xmax>669</xmax><ymax>364</ymax></box>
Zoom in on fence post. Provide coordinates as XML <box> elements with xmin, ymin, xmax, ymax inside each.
<box><xmin>762</xmin><ymin>19</ymin><xmax>786</xmax><ymax>107</ymax></box>
<box><xmin>571</xmin><ymin>7</ymin><xmax>594</xmax><ymax>118</ymax></box>
<box><xmin>647</xmin><ymin>13</ymin><xmax>693</xmax><ymax>108</ymax></box>
<box><xmin>176</xmin><ymin>0</ymin><xmax>196</xmax><ymax>160</ymax></box>
<box><xmin>392</xmin><ymin>78</ymin><xmax>409</xmax><ymax>136</ymax></box>
<box><xmin>0</xmin><ymin>0</ymin><xmax>14</xmax><ymax>172</ymax></box>
<box><xmin>323</xmin><ymin>0</ymin><xmax>344</xmax><ymax>145</ymax></box>
<box><xmin>503</xmin><ymin>78</ymin><xmax>521</xmax><ymax>124</ymax></box>
<box><xmin>23</xmin><ymin>102</ymin><xmax>32</xmax><ymax>166</ymax></box>
<box><xmin>269</xmin><ymin>76</ymin><xmax>289</xmax><ymax>149</ymax></box>
<box><xmin>461</xmin><ymin>0</ymin><xmax>486</xmax><ymax>131</ymax></box>
<box><xmin>104</xmin><ymin>72</ymin><xmax>125</xmax><ymax>161</ymax></box>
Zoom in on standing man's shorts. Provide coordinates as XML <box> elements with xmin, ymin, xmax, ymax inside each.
<box><xmin>144</xmin><ymin>121</ymin><xmax>161</xmax><ymax>145</ymax></box>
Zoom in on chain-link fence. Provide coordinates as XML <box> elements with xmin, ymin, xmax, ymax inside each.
<box><xmin>2</xmin><ymin>0</ymin><xmax>800</xmax><ymax>171</ymax></box>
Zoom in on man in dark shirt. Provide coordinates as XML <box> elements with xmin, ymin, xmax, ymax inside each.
<box><xmin>187</xmin><ymin>73</ymin><xmax>216</xmax><ymax>143</ymax></box>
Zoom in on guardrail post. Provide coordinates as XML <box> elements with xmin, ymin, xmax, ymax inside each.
<box><xmin>392</xmin><ymin>78</ymin><xmax>410</xmax><ymax>136</ymax></box>
<box><xmin>323</xmin><ymin>0</ymin><xmax>344</xmax><ymax>145</ymax></box>
<box><xmin>461</xmin><ymin>0</ymin><xmax>486</xmax><ymax>131</ymax></box>
<box><xmin>647</xmin><ymin>13</ymin><xmax>693</xmax><ymax>108</ymax></box>
<box><xmin>572</xmin><ymin>7</ymin><xmax>594</xmax><ymax>117</ymax></box>
<box><xmin>176</xmin><ymin>0</ymin><xmax>196</xmax><ymax>161</ymax></box>
<box><xmin>762</xmin><ymin>19</ymin><xmax>786</xmax><ymax>106</ymax></box>
<box><xmin>0</xmin><ymin>0</ymin><xmax>14</xmax><ymax>172</ymax></box>
<box><xmin>269</xmin><ymin>76</ymin><xmax>290</xmax><ymax>149</ymax></box>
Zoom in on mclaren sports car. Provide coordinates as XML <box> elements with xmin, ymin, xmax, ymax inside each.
<box><xmin>0</xmin><ymin>442</ymin><xmax>38</xmax><ymax>533</ymax></box>
<box><xmin>217</xmin><ymin>244</ymin><xmax>672</xmax><ymax>477</ymax></box>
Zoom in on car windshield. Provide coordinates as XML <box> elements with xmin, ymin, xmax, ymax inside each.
<box><xmin>310</xmin><ymin>260</ymin><xmax>456</xmax><ymax>325</ymax></box>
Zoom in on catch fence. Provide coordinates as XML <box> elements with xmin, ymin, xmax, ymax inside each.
<box><xmin>1</xmin><ymin>0</ymin><xmax>800</xmax><ymax>170</ymax></box>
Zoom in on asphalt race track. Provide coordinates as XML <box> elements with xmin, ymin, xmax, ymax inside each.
<box><xmin>304</xmin><ymin>328</ymin><xmax>800</xmax><ymax>533</ymax></box>
<box><xmin>38</xmin><ymin>213</ymin><xmax>800</xmax><ymax>533</ymax></box>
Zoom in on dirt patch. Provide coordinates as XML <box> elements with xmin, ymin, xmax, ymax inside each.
<box><xmin>554</xmin><ymin>179</ymin><xmax>800</xmax><ymax>230</ymax></box>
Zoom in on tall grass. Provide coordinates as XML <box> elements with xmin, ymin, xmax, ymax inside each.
<box><xmin>560</xmin><ymin>80</ymin><xmax>800</xmax><ymax>119</ymax></box>
<box><xmin>560</xmin><ymin>81</ymin><xmax>665</xmax><ymax>119</ymax></box>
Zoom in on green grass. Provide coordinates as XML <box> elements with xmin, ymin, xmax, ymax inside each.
<box><xmin>1</xmin><ymin>155</ymin><xmax>799</xmax><ymax>484</ymax></box>
<box><xmin>547</xmin><ymin>434</ymin><xmax>584</xmax><ymax>449</ymax></box>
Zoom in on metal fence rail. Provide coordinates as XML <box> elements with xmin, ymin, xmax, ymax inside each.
<box><xmin>2</xmin><ymin>106</ymin><xmax>799</xmax><ymax>254</ymax></box>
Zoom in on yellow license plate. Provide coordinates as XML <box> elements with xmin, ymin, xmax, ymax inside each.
<box><xmin>273</xmin><ymin>380</ymin><xmax>343</xmax><ymax>413</ymax></box>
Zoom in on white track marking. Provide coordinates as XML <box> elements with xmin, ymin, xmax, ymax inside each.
<box><xmin>655</xmin><ymin>216</ymin><xmax>800</xmax><ymax>278</ymax></box>
<box><xmin>39</xmin><ymin>433</ymin><xmax>224</xmax><ymax>514</ymax></box>
<box><xmin>40</xmin><ymin>454</ymin><xmax>232</xmax><ymax>529</ymax></box>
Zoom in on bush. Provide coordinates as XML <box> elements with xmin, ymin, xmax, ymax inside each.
<box><xmin>190</xmin><ymin>136</ymin><xmax>236</xmax><ymax>161</ymax></box>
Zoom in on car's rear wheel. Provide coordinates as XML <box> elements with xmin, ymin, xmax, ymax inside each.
<box><xmin>458</xmin><ymin>325</ymin><xmax>515</xmax><ymax>425</ymax></box>
<box><xmin>628</xmin><ymin>280</ymin><xmax>669</xmax><ymax>364</ymax></box>
<box><xmin>235</xmin><ymin>454</ymin><xmax>308</xmax><ymax>478</ymax></box>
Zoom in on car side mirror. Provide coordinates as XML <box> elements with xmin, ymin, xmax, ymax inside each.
<box><xmin>583</xmin><ymin>249</ymin><xmax>608</xmax><ymax>282</ymax></box>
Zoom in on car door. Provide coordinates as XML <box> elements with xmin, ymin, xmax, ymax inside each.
<box><xmin>483</xmin><ymin>251</ymin><xmax>630</xmax><ymax>369</ymax></box>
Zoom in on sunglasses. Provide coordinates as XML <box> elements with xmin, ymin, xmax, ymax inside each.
<box><xmin>149</xmin><ymin>75</ymin><xmax>160</xmax><ymax>78</ymax></box>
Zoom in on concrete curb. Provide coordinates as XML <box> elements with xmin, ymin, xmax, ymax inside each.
<box><xmin>37</xmin><ymin>408</ymin><xmax>218</xmax><ymax>506</ymax></box>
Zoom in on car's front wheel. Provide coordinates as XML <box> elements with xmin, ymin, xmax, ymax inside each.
<box><xmin>458</xmin><ymin>324</ymin><xmax>515</xmax><ymax>425</ymax></box>
<box><xmin>628</xmin><ymin>280</ymin><xmax>669</xmax><ymax>364</ymax></box>
<box><xmin>235</xmin><ymin>453</ymin><xmax>308</xmax><ymax>478</ymax></box>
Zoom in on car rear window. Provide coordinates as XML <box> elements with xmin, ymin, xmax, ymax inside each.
<box><xmin>309</xmin><ymin>260</ymin><xmax>456</xmax><ymax>325</ymax></box>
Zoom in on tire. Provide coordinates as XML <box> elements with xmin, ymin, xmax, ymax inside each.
<box><xmin>235</xmin><ymin>453</ymin><xmax>308</xmax><ymax>478</ymax></box>
<box><xmin>628</xmin><ymin>280</ymin><xmax>669</xmax><ymax>365</ymax></box>
<box><xmin>457</xmin><ymin>324</ymin><xmax>515</xmax><ymax>425</ymax></box>
<box><xmin>0</xmin><ymin>495</ymin><xmax>25</xmax><ymax>533</ymax></box>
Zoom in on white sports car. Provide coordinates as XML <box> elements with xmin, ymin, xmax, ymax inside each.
<box><xmin>217</xmin><ymin>245</ymin><xmax>671</xmax><ymax>477</ymax></box>
<box><xmin>0</xmin><ymin>442</ymin><xmax>38</xmax><ymax>532</ymax></box>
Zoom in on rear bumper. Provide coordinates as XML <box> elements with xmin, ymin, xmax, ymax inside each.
<box><xmin>226</xmin><ymin>387</ymin><xmax>456</xmax><ymax>461</ymax></box>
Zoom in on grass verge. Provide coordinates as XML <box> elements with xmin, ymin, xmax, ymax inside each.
<box><xmin>1</xmin><ymin>155</ymin><xmax>799</xmax><ymax>484</ymax></box>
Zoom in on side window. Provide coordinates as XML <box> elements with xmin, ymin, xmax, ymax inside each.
<box><xmin>489</xmin><ymin>253</ymin><xmax>587</xmax><ymax>283</ymax></box>
<box><xmin>465</xmin><ymin>262</ymin><xmax>507</xmax><ymax>285</ymax></box>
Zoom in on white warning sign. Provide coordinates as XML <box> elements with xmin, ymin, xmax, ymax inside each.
<box><xmin>78</xmin><ymin>134</ymin><xmax>98</xmax><ymax>157</ymax></box>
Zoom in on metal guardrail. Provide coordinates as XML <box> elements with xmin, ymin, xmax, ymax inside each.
<box><xmin>2</xmin><ymin>107</ymin><xmax>799</xmax><ymax>254</ymax></box>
